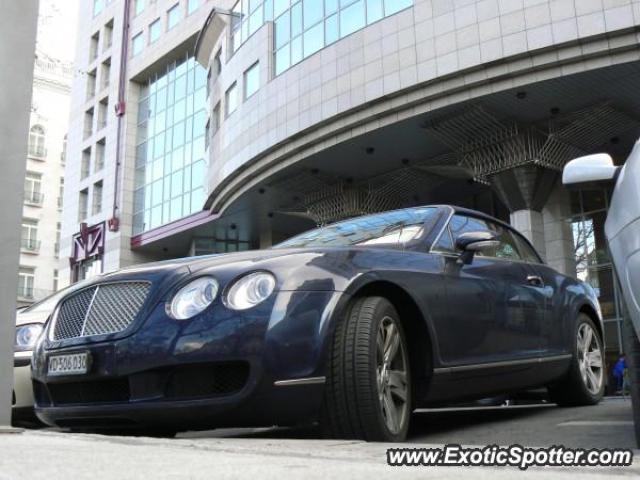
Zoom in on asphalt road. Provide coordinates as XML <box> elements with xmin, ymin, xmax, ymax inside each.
<box><xmin>1</xmin><ymin>397</ymin><xmax>637</xmax><ymax>479</ymax></box>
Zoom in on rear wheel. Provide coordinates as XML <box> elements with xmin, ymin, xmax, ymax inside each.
<box><xmin>548</xmin><ymin>313</ymin><xmax>604</xmax><ymax>406</ymax></box>
<box><xmin>622</xmin><ymin>314</ymin><xmax>640</xmax><ymax>447</ymax></box>
<box><xmin>320</xmin><ymin>296</ymin><xmax>412</xmax><ymax>442</ymax></box>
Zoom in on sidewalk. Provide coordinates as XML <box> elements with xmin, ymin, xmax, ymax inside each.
<box><xmin>1</xmin><ymin>399</ymin><xmax>638</xmax><ymax>479</ymax></box>
<box><xmin>1</xmin><ymin>429</ymin><xmax>638</xmax><ymax>480</ymax></box>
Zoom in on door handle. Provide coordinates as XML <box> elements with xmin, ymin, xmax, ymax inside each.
<box><xmin>526</xmin><ymin>275</ymin><xmax>545</xmax><ymax>287</ymax></box>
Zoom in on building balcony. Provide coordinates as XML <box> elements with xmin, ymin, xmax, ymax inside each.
<box><xmin>24</xmin><ymin>191</ymin><xmax>44</xmax><ymax>206</ymax></box>
<box><xmin>17</xmin><ymin>287</ymin><xmax>53</xmax><ymax>304</ymax></box>
<box><xmin>17</xmin><ymin>287</ymin><xmax>34</xmax><ymax>302</ymax></box>
<box><xmin>21</xmin><ymin>238</ymin><xmax>41</xmax><ymax>253</ymax></box>
<box><xmin>27</xmin><ymin>147</ymin><xmax>47</xmax><ymax>160</ymax></box>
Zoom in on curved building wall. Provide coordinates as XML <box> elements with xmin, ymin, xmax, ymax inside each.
<box><xmin>204</xmin><ymin>0</ymin><xmax>640</xmax><ymax>213</ymax></box>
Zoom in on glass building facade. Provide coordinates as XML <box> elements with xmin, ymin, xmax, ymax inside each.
<box><xmin>134</xmin><ymin>55</ymin><xmax>208</xmax><ymax>234</ymax></box>
<box><xmin>230</xmin><ymin>0</ymin><xmax>414</xmax><ymax>75</ymax></box>
<box><xmin>569</xmin><ymin>187</ymin><xmax>624</xmax><ymax>360</ymax></box>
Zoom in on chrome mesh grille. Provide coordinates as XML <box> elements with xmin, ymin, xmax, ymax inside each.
<box><xmin>52</xmin><ymin>282</ymin><xmax>151</xmax><ymax>341</ymax></box>
<box><xmin>53</xmin><ymin>289</ymin><xmax>95</xmax><ymax>340</ymax></box>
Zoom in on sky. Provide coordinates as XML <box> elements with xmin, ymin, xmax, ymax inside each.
<box><xmin>36</xmin><ymin>0</ymin><xmax>79</xmax><ymax>63</ymax></box>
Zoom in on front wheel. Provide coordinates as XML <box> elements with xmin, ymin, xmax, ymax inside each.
<box><xmin>548</xmin><ymin>314</ymin><xmax>604</xmax><ymax>406</ymax></box>
<box><xmin>320</xmin><ymin>296</ymin><xmax>412</xmax><ymax>442</ymax></box>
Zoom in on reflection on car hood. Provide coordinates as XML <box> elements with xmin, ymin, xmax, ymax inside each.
<box><xmin>107</xmin><ymin>249</ymin><xmax>337</xmax><ymax>276</ymax></box>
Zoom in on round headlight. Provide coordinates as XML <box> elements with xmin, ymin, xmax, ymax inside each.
<box><xmin>226</xmin><ymin>272</ymin><xmax>276</xmax><ymax>310</ymax></box>
<box><xmin>15</xmin><ymin>323</ymin><xmax>44</xmax><ymax>351</ymax></box>
<box><xmin>169</xmin><ymin>277</ymin><xmax>219</xmax><ymax>320</ymax></box>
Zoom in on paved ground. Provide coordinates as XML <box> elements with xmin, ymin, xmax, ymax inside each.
<box><xmin>1</xmin><ymin>397</ymin><xmax>637</xmax><ymax>479</ymax></box>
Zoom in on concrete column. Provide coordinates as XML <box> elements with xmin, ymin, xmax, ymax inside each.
<box><xmin>510</xmin><ymin>209</ymin><xmax>546</xmax><ymax>261</ymax></box>
<box><xmin>259</xmin><ymin>226</ymin><xmax>273</xmax><ymax>249</ymax></box>
<box><xmin>543</xmin><ymin>184</ymin><xmax>577</xmax><ymax>277</ymax></box>
<box><xmin>0</xmin><ymin>0</ymin><xmax>39</xmax><ymax>427</ymax></box>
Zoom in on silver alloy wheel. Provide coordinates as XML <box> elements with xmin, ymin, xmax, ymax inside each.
<box><xmin>376</xmin><ymin>316</ymin><xmax>409</xmax><ymax>435</ymax></box>
<box><xmin>577</xmin><ymin>323</ymin><xmax>603</xmax><ymax>395</ymax></box>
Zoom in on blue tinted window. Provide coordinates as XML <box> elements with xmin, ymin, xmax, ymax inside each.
<box><xmin>271</xmin><ymin>0</ymin><xmax>413</xmax><ymax>75</ymax></box>
<box><xmin>167</xmin><ymin>3</ymin><xmax>181</xmax><ymax>29</ymax></box>
<box><xmin>132</xmin><ymin>33</ymin><xmax>144</xmax><ymax>56</ymax></box>
<box><xmin>249</xmin><ymin>5</ymin><xmax>263</xmax><ymax>35</ymax></box>
<box><xmin>149</xmin><ymin>19</ymin><xmax>161</xmax><ymax>43</ymax></box>
<box><xmin>366</xmin><ymin>0</ymin><xmax>383</xmax><ymax>23</ymax></box>
<box><xmin>274</xmin><ymin>0</ymin><xmax>289</xmax><ymax>17</ymax></box>
<box><xmin>291</xmin><ymin>35</ymin><xmax>303</xmax><ymax>64</ymax></box>
<box><xmin>275</xmin><ymin>10</ymin><xmax>290</xmax><ymax>48</ymax></box>
<box><xmin>275</xmin><ymin>45</ymin><xmax>290</xmax><ymax>75</ymax></box>
<box><xmin>325</xmin><ymin>0</ymin><xmax>338</xmax><ymax>15</ymax></box>
<box><xmin>340</xmin><ymin>0</ymin><xmax>365</xmax><ymax>37</ymax></box>
<box><xmin>325</xmin><ymin>14</ymin><xmax>339</xmax><ymax>44</ymax></box>
<box><xmin>384</xmin><ymin>0</ymin><xmax>412</xmax><ymax>15</ymax></box>
<box><xmin>133</xmin><ymin>55</ymin><xmax>208</xmax><ymax>234</ymax></box>
<box><xmin>244</xmin><ymin>62</ymin><xmax>260</xmax><ymax>98</ymax></box>
<box><xmin>303</xmin><ymin>0</ymin><xmax>323</xmax><ymax>28</ymax></box>
<box><xmin>264</xmin><ymin>0</ymin><xmax>274</xmax><ymax>20</ymax></box>
<box><xmin>94</xmin><ymin>0</ymin><xmax>104</xmax><ymax>16</ymax></box>
<box><xmin>291</xmin><ymin>2</ymin><xmax>303</xmax><ymax>37</ymax></box>
<box><xmin>303</xmin><ymin>22</ymin><xmax>324</xmax><ymax>56</ymax></box>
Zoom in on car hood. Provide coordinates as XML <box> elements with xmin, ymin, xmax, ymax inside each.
<box><xmin>95</xmin><ymin>247</ymin><xmax>377</xmax><ymax>294</ymax></box>
<box><xmin>109</xmin><ymin>248</ymin><xmax>350</xmax><ymax>276</ymax></box>
<box><xmin>61</xmin><ymin>246</ymin><xmax>416</xmax><ymax>299</ymax></box>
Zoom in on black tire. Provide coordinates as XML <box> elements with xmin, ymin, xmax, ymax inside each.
<box><xmin>320</xmin><ymin>296</ymin><xmax>412</xmax><ymax>442</ymax></box>
<box><xmin>548</xmin><ymin>313</ymin><xmax>604</xmax><ymax>406</ymax></box>
<box><xmin>622</xmin><ymin>314</ymin><xmax>640</xmax><ymax>447</ymax></box>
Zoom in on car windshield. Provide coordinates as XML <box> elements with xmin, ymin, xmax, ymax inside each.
<box><xmin>274</xmin><ymin>207</ymin><xmax>439</xmax><ymax>249</ymax></box>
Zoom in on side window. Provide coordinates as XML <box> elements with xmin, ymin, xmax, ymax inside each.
<box><xmin>448</xmin><ymin>215</ymin><xmax>493</xmax><ymax>257</ymax></box>
<box><xmin>445</xmin><ymin>215</ymin><xmax>523</xmax><ymax>261</ymax></box>
<box><xmin>488</xmin><ymin>223</ymin><xmax>522</xmax><ymax>261</ymax></box>
<box><xmin>433</xmin><ymin>226</ymin><xmax>454</xmax><ymax>252</ymax></box>
<box><xmin>512</xmin><ymin>232</ymin><xmax>543</xmax><ymax>264</ymax></box>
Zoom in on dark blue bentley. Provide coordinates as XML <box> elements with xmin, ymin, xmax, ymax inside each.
<box><xmin>32</xmin><ymin>205</ymin><xmax>604</xmax><ymax>441</ymax></box>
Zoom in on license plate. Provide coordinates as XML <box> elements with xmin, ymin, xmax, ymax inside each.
<box><xmin>48</xmin><ymin>352</ymin><xmax>90</xmax><ymax>376</ymax></box>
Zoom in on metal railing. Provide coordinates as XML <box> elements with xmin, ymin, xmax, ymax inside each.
<box><xmin>24</xmin><ymin>191</ymin><xmax>44</xmax><ymax>205</ymax></box>
<box><xmin>18</xmin><ymin>287</ymin><xmax>55</xmax><ymax>303</ymax></box>
<box><xmin>28</xmin><ymin>146</ymin><xmax>47</xmax><ymax>159</ymax></box>
<box><xmin>21</xmin><ymin>238</ymin><xmax>41</xmax><ymax>253</ymax></box>
<box><xmin>17</xmin><ymin>287</ymin><xmax>34</xmax><ymax>300</ymax></box>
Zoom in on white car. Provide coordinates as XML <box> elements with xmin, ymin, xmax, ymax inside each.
<box><xmin>564</xmin><ymin>142</ymin><xmax>640</xmax><ymax>447</ymax></box>
<box><xmin>13</xmin><ymin>282</ymin><xmax>88</xmax><ymax>423</ymax></box>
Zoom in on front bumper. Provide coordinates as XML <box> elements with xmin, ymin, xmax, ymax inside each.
<box><xmin>32</xmin><ymin>290</ymin><xmax>342</xmax><ymax>431</ymax></box>
<box><xmin>13</xmin><ymin>352</ymin><xmax>34</xmax><ymax>409</ymax></box>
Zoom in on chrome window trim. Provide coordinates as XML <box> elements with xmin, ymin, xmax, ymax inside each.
<box><xmin>428</xmin><ymin>206</ymin><xmax>455</xmax><ymax>255</ymax></box>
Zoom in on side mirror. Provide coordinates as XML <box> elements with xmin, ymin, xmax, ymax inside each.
<box><xmin>455</xmin><ymin>231</ymin><xmax>500</xmax><ymax>265</ymax></box>
<box><xmin>562</xmin><ymin>153</ymin><xmax>619</xmax><ymax>187</ymax></box>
